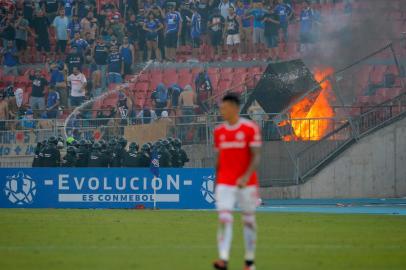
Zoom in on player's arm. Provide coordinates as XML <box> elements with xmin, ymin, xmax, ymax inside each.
<box><xmin>213</xmin><ymin>129</ymin><xmax>220</xmax><ymax>185</ymax></box>
<box><xmin>237</xmin><ymin>146</ymin><xmax>261</xmax><ymax>188</ymax></box>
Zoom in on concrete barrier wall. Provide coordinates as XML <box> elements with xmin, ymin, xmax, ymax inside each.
<box><xmin>184</xmin><ymin>142</ymin><xmax>297</xmax><ymax>185</ymax></box>
<box><xmin>260</xmin><ymin>116</ymin><xmax>406</xmax><ymax>199</ymax></box>
<box><xmin>2</xmin><ymin>115</ymin><xmax>405</xmax><ymax>199</ymax></box>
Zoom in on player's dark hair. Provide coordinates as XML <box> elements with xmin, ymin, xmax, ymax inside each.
<box><xmin>222</xmin><ymin>93</ymin><xmax>241</xmax><ymax>106</ymax></box>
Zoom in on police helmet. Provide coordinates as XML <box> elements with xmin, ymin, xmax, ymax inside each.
<box><xmin>109</xmin><ymin>138</ymin><xmax>117</xmax><ymax>146</ymax></box>
<box><xmin>71</xmin><ymin>140</ymin><xmax>79</xmax><ymax>148</ymax></box>
<box><xmin>141</xmin><ymin>144</ymin><xmax>151</xmax><ymax>152</ymax></box>
<box><xmin>79</xmin><ymin>139</ymin><xmax>87</xmax><ymax>147</ymax></box>
<box><xmin>162</xmin><ymin>139</ymin><xmax>170</xmax><ymax>147</ymax></box>
<box><xmin>48</xmin><ymin>136</ymin><xmax>58</xmax><ymax>145</ymax></box>
<box><xmin>129</xmin><ymin>142</ymin><xmax>138</xmax><ymax>151</ymax></box>
<box><xmin>93</xmin><ymin>142</ymin><xmax>102</xmax><ymax>150</ymax></box>
<box><xmin>174</xmin><ymin>138</ymin><xmax>182</xmax><ymax>147</ymax></box>
<box><xmin>118</xmin><ymin>137</ymin><xmax>128</xmax><ymax>148</ymax></box>
<box><xmin>67</xmin><ymin>146</ymin><xmax>76</xmax><ymax>153</ymax></box>
<box><xmin>99</xmin><ymin>139</ymin><xmax>106</xmax><ymax>149</ymax></box>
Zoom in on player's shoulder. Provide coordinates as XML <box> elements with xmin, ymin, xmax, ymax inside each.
<box><xmin>214</xmin><ymin>123</ymin><xmax>226</xmax><ymax>134</ymax></box>
<box><xmin>239</xmin><ymin>118</ymin><xmax>260</xmax><ymax>132</ymax></box>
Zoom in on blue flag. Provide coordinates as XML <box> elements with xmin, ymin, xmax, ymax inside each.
<box><xmin>150</xmin><ymin>149</ymin><xmax>160</xmax><ymax>178</ymax></box>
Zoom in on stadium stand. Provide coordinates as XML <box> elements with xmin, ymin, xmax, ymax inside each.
<box><xmin>0</xmin><ymin>0</ymin><xmax>405</xmax><ymax>127</ymax></box>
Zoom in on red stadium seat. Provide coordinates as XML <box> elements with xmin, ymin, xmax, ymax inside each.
<box><xmin>286</xmin><ymin>42</ymin><xmax>300</xmax><ymax>59</ymax></box>
<box><xmin>177</xmin><ymin>68</ymin><xmax>191</xmax><ymax>76</ymax></box>
<box><xmin>134</xmin><ymin>82</ymin><xmax>150</xmax><ymax>93</ymax></box>
<box><xmin>233</xmin><ymin>67</ymin><xmax>248</xmax><ymax>75</ymax></box>
<box><xmin>23</xmin><ymin>87</ymin><xmax>32</xmax><ymax>105</ymax></box>
<box><xmin>385</xmin><ymin>87</ymin><xmax>403</xmax><ymax>99</ymax></box>
<box><xmin>386</xmin><ymin>65</ymin><xmax>399</xmax><ymax>75</ymax></box>
<box><xmin>150</xmin><ymin>69</ymin><xmax>163</xmax><ymax>80</ymax></box>
<box><xmin>178</xmin><ymin>73</ymin><xmax>193</xmax><ymax>88</ymax></box>
<box><xmin>3</xmin><ymin>75</ymin><xmax>15</xmax><ymax>85</ymax></box>
<box><xmin>163</xmin><ymin>68</ymin><xmax>177</xmax><ymax>78</ymax></box>
<box><xmin>221</xmin><ymin>73</ymin><xmax>233</xmax><ymax>81</ymax></box>
<box><xmin>357</xmin><ymin>95</ymin><xmax>375</xmax><ymax>105</ymax></box>
<box><xmin>370</xmin><ymin>65</ymin><xmax>387</xmax><ymax>84</ymax></box>
<box><xmin>163</xmin><ymin>73</ymin><xmax>179</xmax><ymax>86</ymax></box>
<box><xmin>207</xmin><ymin>67</ymin><xmax>220</xmax><ymax>76</ymax></box>
<box><xmin>14</xmin><ymin>76</ymin><xmax>31</xmax><ymax>88</ymax></box>
<box><xmin>222</xmin><ymin>67</ymin><xmax>234</xmax><ymax>74</ymax></box>
<box><xmin>136</xmin><ymin>72</ymin><xmax>150</xmax><ymax>82</ymax></box>
<box><xmin>218</xmin><ymin>80</ymin><xmax>232</xmax><ymax>94</ymax></box>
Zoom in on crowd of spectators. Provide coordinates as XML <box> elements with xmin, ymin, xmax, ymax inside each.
<box><xmin>32</xmin><ymin>135</ymin><xmax>189</xmax><ymax>167</ymax></box>
<box><xmin>0</xmin><ymin>0</ymin><xmax>352</xmax><ymax>126</ymax></box>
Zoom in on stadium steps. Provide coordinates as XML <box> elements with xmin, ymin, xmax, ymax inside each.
<box><xmin>298</xmin><ymin>90</ymin><xmax>406</xmax><ymax>183</ymax></box>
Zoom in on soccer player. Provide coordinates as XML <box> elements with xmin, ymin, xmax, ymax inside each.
<box><xmin>213</xmin><ymin>93</ymin><xmax>262</xmax><ymax>270</ymax></box>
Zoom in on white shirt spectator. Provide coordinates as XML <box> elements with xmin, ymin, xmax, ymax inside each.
<box><xmin>67</xmin><ymin>73</ymin><xmax>87</xmax><ymax>97</ymax></box>
<box><xmin>219</xmin><ymin>0</ymin><xmax>235</xmax><ymax>19</ymax></box>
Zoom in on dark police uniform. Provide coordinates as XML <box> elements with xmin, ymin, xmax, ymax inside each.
<box><xmin>32</xmin><ymin>143</ymin><xmax>43</xmax><ymax>167</ymax></box>
<box><xmin>110</xmin><ymin>145</ymin><xmax>125</xmax><ymax>167</ymax></box>
<box><xmin>135</xmin><ymin>151</ymin><xmax>151</xmax><ymax>167</ymax></box>
<box><xmin>87</xmin><ymin>150</ymin><xmax>109</xmax><ymax>167</ymax></box>
<box><xmin>76</xmin><ymin>146</ymin><xmax>89</xmax><ymax>167</ymax></box>
<box><xmin>41</xmin><ymin>144</ymin><xmax>61</xmax><ymax>167</ymax></box>
<box><xmin>158</xmin><ymin>147</ymin><xmax>172</xmax><ymax>167</ymax></box>
<box><xmin>122</xmin><ymin>150</ymin><xmax>139</xmax><ymax>167</ymax></box>
<box><xmin>62</xmin><ymin>152</ymin><xmax>77</xmax><ymax>167</ymax></box>
<box><xmin>178</xmin><ymin>148</ymin><xmax>189</xmax><ymax>167</ymax></box>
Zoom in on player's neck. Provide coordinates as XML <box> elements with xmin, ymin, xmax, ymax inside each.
<box><xmin>227</xmin><ymin>116</ymin><xmax>240</xmax><ymax>126</ymax></box>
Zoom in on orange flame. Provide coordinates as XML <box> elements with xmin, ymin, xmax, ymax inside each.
<box><xmin>282</xmin><ymin>67</ymin><xmax>335</xmax><ymax>141</ymax></box>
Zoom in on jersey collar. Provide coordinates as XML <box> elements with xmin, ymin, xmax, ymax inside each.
<box><xmin>224</xmin><ymin>118</ymin><xmax>243</xmax><ymax>130</ymax></box>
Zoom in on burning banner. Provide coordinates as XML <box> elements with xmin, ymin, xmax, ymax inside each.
<box><xmin>280</xmin><ymin>67</ymin><xmax>336</xmax><ymax>141</ymax></box>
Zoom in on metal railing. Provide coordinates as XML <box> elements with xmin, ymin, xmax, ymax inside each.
<box><xmin>355</xmin><ymin>92</ymin><xmax>406</xmax><ymax>137</ymax></box>
<box><xmin>269</xmin><ymin>40</ymin><xmax>406</xmax><ymax>185</ymax></box>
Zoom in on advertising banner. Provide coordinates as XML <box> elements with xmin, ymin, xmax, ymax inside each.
<box><xmin>0</xmin><ymin>168</ymin><xmax>216</xmax><ymax>209</ymax></box>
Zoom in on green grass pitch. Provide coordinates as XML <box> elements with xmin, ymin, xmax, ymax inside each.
<box><xmin>0</xmin><ymin>210</ymin><xmax>405</xmax><ymax>270</ymax></box>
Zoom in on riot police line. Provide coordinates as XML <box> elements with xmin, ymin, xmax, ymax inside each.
<box><xmin>32</xmin><ymin>136</ymin><xmax>189</xmax><ymax>168</ymax></box>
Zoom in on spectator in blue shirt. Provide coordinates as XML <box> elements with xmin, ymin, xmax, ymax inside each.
<box><xmin>344</xmin><ymin>0</ymin><xmax>353</xmax><ymax>15</ymax></box>
<box><xmin>299</xmin><ymin>1</ymin><xmax>314</xmax><ymax>52</ymax></box>
<box><xmin>107</xmin><ymin>46</ymin><xmax>124</xmax><ymax>85</ymax></box>
<box><xmin>76</xmin><ymin>0</ymin><xmax>90</xmax><ymax>19</ymax></box>
<box><xmin>151</xmin><ymin>83</ymin><xmax>168</xmax><ymax>116</ymax></box>
<box><xmin>236</xmin><ymin>0</ymin><xmax>252</xmax><ymax>56</ymax></box>
<box><xmin>143</xmin><ymin>12</ymin><xmax>163</xmax><ymax>62</ymax></box>
<box><xmin>190</xmin><ymin>6</ymin><xmax>202</xmax><ymax>60</ymax></box>
<box><xmin>246</xmin><ymin>1</ymin><xmax>267</xmax><ymax>60</ymax></box>
<box><xmin>1</xmin><ymin>40</ymin><xmax>19</xmax><ymax>76</ymax></box>
<box><xmin>53</xmin><ymin>9</ymin><xmax>70</xmax><ymax>59</ymax></box>
<box><xmin>46</xmin><ymin>86</ymin><xmax>60</xmax><ymax>119</ymax></box>
<box><xmin>120</xmin><ymin>36</ymin><xmax>135</xmax><ymax>75</ymax></box>
<box><xmin>165</xmin><ymin>3</ymin><xmax>182</xmax><ymax>62</ymax></box>
<box><xmin>49</xmin><ymin>63</ymin><xmax>68</xmax><ymax>108</ymax></box>
<box><xmin>68</xmin><ymin>14</ymin><xmax>81</xmax><ymax>39</ymax></box>
<box><xmin>63</xmin><ymin>0</ymin><xmax>75</xmax><ymax>18</ymax></box>
<box><xmin>70</xmin><ymin>32</ymin><xmax>89</xmax><ymax>56</ymax></box>
<box><xmin>274</xmin><ymin>0</ymin><xmax>293</xmax><ymax>42</ymax></box>
<box><xmin>21</xmin><ymin>109</ymin><xmax>36</xmax><ymax>129</ymax></box>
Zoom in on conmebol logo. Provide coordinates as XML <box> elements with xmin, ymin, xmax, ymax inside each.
<box><xmin>201</xmin><ymin>175</ymin><xmax>215</xmax><ymax>204</ymax></box>
<box><xmin>4</xmin><ymin>172</ymin><xmax>37</xmax><ymax>205</ymax></box>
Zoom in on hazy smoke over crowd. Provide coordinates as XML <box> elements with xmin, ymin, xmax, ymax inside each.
<box><xmin>303</xmin><ymin>0</ymin><xmax>402</xmax><ymax>71</ymax></box>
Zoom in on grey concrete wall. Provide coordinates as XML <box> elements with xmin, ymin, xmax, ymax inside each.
<box><xmin>0</xmin><ymin>156</ymin><xmax>33</xmax><ymax>168</ymax></box>
<box><xmin>184</xmin><ymin>142</ymin><xmax>298</xmax><ymax>185</ymax></box>
<box><xmin>260</xmin><ymin>116</ymin><xmax>406</xmax><ymax>199</ymax></box>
